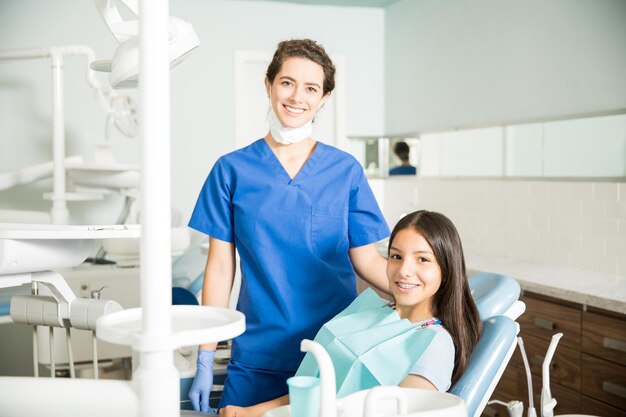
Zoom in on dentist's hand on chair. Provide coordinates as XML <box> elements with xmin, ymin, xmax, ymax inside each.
<box><xmin>189</xmin><ymin>349</ymin><xmax>217</xmax><ymax>414</ymax></box>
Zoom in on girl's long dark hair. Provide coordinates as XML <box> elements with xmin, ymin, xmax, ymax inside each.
<box><xmin>388</xmin><ymin>210</ymin><xmax>482</xmax><ymax>385</ymax></box>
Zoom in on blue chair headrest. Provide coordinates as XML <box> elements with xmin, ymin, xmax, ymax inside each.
<box><xmin>469</xmin><ymin>272</ymin><xmax>520</xmax><ymax>320</ymax></box>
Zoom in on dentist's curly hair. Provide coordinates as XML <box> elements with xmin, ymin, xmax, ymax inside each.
<box><xmin>266</xmin><ymin>39</ymin><xmax>336</xmax><ymax>95</ymax></box>
<box><xmin>389</xmin><ymin>210</ymin><xmax>482</xmax><ymax>385</ymax></box>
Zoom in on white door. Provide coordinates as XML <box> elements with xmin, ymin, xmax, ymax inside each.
<box><xmin>234</xmin><ymin>51</ymin><xmax>346</xmax><ymax>151</ymax></box>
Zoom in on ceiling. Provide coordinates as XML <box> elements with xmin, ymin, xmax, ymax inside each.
<box><xmin>249</xmin><ymin>0</ymin><xmax>400</xmax><ymax>8</ymax></box>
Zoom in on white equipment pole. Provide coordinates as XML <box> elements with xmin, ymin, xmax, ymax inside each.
<box><xmin>134</xmin><ymin>0</ymin><xmax>179</xmax><ymax>416</ymax></box>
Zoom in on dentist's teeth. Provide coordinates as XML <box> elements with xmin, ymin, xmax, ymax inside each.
<box><xmin>285</xmin><ymin>105</ymin><xmax>304</xmax><ymax>114</ymax></box>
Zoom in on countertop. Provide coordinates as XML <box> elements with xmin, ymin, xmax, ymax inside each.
<box><xmin>466</xmin><ymin>253</ymin><xmax>626</xmax><ymax>315</ymax></box>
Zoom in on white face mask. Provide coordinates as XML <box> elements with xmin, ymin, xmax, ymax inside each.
<box><xmin>266</xmin><ymin>105</ymin><xmax>313</xmax><ymax>145</ymax></box>
<box><xmin>266</xmin><ymin>92</ymin><xmax>326</xmax><ymax>145</ymax></box>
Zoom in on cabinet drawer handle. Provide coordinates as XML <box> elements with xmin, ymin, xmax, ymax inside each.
<box><xmin>534</xmin><ymin>317</ymin><xmax>554</xmax><ymax>331</ymax></box>
<box><xmin>603</xmin><ymin>337</ymin><xmax>626</xmax><ymax>353</ymax></box>
<box><xmin>602</xmin><ymin>381</ymin><xmax>626</xmax><ymax>399</ymax></box>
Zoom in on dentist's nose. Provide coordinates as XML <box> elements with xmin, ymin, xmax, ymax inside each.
<box><xmin>289</xmin><ymin>86</ymin><xmax>304</xmax><ymax>102</ymax></box>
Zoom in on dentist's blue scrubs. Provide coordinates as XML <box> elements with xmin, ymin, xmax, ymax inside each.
<box><xmin>189</xmin><ymin>138</ymin><xmax>389</xmax><ymax>408</ymax></box>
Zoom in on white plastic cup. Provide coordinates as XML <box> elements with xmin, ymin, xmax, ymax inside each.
<box><xmin>287</xmin><ymin>376</ymin><xmax>320</xmax><ymax>417</ymax></box>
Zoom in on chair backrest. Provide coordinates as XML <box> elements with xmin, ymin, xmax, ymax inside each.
<box><xmin>448</xmin><ymin>272</ymin><xmax>525</xmax><ymax>417</ymax></box>
<box><xmin>449</xmin><ymin>315</ymin><xmax>519</xmax><ymax>417</ymax></box>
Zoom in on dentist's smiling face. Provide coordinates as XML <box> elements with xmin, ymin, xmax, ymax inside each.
<box><xmin>265</xmin><ymin>57</ymin><xmax>327</xmax><ymax>129</ymax></box>
<box><xmin>386</xmin><ymin>228</ymin><xmax>442</xmax><ymax>322</ymax></box>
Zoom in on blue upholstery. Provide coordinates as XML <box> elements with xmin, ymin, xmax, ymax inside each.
<box><xmin>172</xmin><ymin>287</ymin><xmax>199</xmax><ymax>306</ymax></box>
<box><xmin>449</xmin><ymin>315</ymin><xmax>518</xmax><ymax>417</ymax></box>
<box><xmin>469</xmin><ymin>272</ymin><xmax>520</xmax><ymax>320</ymax></box>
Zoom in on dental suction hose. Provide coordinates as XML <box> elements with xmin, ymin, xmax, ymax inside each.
<box><xmin>541</xmin><ymin>332</ymin><xmax>563</xmax><ymax>417</ymax></box>
<box><xmin>300</xmin><ymin>339</ymin><xmax>337</xmax><ymax>417</ymax></box>
<box><xmin>517</xmin><ymin>337</ymin><xmax>537</xmax><ymax>417</ymax></box>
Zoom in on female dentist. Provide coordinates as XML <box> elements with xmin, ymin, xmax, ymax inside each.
<box><xmin>188</xmin><ymin>39</ymin><xmax>390</xmax><ymax>413</ymax></box>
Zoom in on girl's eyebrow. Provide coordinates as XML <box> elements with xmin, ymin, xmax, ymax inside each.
<box><xmin>389</xmin><ymin>246</ymin><xmax>433</xmax><ymax>255</ymax></box>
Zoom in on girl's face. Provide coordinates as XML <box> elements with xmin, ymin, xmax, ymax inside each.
<box><xmin>386</xmin><ymin>228</ymin><xmax>442</xmax><ymax>322</ymax></box>
<box><xmin>265</xmin><ymin>57</ymin><xmax>328</xmax><ymax>129</ymax></box>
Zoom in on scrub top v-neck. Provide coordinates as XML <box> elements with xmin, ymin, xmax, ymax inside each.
<box><xmin>189</xmin><ymin>138</ymin><xmax>389</xmax><ymax>371</ymax></box>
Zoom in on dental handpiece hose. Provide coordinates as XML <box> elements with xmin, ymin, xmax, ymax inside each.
<box><xmin>517</xmin><ymin>337</ymin><xmax>536</xmax><ymax>417</ymax></box>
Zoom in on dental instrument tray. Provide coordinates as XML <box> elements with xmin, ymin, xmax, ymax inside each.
<box><xmin>0</xmin><ymin>224</ymin><xmax>140</xmax><ymax>276</ymax></box>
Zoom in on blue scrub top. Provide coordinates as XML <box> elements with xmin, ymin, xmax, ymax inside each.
<box><xmin>189</xmin><ymin>139</ymin><xmax>389</xmax><ymax>371</ymax></box>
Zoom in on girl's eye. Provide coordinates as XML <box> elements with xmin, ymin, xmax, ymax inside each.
<box><xmin>281</xmin><ymin>81</ymin><xmax>292</xmax><ymax>86</ymax></box>
<box><xmin>389</xmin><ymin>254</ymin><xmax>401</xmax><ymax>260</ymax></box>
<box><xmin>418</xmin><ymin>257</ymin><xmax>430</xmax><ymax>263</ymax></box>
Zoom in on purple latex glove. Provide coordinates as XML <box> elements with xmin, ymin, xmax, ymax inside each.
<box><xmin>188</xmin><ymin>349</ymin><xmax>217</xmax><ymax>414</ymax></box>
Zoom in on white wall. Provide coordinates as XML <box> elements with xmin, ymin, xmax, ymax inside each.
<box><xmin>377</xmin><ymin>178</ymin><xmax>626</xmax><ymax>277</ymax></box>
<box><xmin>384</xmin><ymin>0</ymin><xmax>626</xmax><ymax>135</ymax></box>
<box><xmin>0</xmin><ymin>0</ymin><xmax>385</xmax><ymax>224</ymax></box>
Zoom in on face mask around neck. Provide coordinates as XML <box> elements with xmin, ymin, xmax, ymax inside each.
<box><xmin>266</xmin><ymin>104</ymin><xmax>313</xmax><ymax>145</ymax></box>
<box><xmin>266</xmin><ymin>92</ymin><xmax>327</xmax><ymax>145</ymax></box>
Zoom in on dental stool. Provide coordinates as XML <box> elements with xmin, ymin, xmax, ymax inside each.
<box><xmin>449</xmin><ymin>272</ymin><xmax>526</xmax><ymax>417</ymax></box>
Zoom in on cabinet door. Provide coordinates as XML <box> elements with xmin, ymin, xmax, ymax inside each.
<box><xmin>583</xmin><ymin>311</ymin><xmax>626</xmax><ymax>367</ymax></box>
<box><xmin>519</xmin><ymin>295</ymin><xmax>581</xmax><ymax>349</ymax></box>
<box><xmin>582</xmin><ymin>395</ymin><xmax>626</xmax><ymax>417</ymax></box>
<box><xmin>582</xmin><ymin>353</ymin><xmax>626</xmax><ymax>411</ymax></box>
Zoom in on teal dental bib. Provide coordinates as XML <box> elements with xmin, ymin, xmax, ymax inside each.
<box><xmin>296</xmin><ymin>288</ymin><xmax>437</xmax><ymax>398</ymax></box>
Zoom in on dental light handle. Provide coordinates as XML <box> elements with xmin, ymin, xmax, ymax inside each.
<box><xmin>541</xmin><ymin>333</ymin><xmax>562</xmax><ymax>417</ymax></box>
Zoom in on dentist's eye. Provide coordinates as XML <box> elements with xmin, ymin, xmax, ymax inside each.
<box><xmin>389</xmin><ymin>254</ymin><xmax>401</xmax><ymax>260</ymax></box>
<box><xmin>307</xmin><ymin>86</ymin><xmax>318</xmax><ymax>93</ymax></box>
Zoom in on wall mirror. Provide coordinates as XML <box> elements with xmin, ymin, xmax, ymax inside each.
<box><xmin>350</xmin><ymin>110</ymin><xmax>626</xmax><ymax>179</ymax></box>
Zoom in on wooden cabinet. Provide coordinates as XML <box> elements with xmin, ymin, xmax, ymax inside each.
<box><xmin>482</xmin><ymin>292</ymin><xmax>626</xmax><ymax>417</ymax></box>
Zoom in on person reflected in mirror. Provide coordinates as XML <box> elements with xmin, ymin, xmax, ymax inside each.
<box><xmin>219</xmin><ymin>210</ymin><xmax>482</xmax><ymax>417</ymax></box>
<box><xmin>389</xmin><ymin>141</ymin><xmax>416</xmax><ymax>176</ymax></box>
<box><xmin>187</xmin><ymin>39</ymin><xmax>390</xmax><ymax>414</ymax></box>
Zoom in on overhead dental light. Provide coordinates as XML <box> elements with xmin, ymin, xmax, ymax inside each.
<box><xmin>91</xmin><ymin>0</ymin><xmax>200</xmax><ymax>89</ymax></box>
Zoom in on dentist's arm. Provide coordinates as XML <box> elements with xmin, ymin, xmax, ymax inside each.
<box><xmin>199</xmin><ymin>237</ymin><xmax>236</xmax><ymax>350</ymax></box>
<box><xmin>349</xmin><ymin>243</ymin><xmax>390</xmax><ymax>294</ymax></box>
<box><xmin>189</xmin><ymin>237</ymin><xmax>236</xmax><ymax>413</ymax></box>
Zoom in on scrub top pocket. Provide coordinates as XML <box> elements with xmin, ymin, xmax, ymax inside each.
<box><xmin>311</xmin><ymin>204</ymin><xmax>348</xmax><ymax>260</ymax></box>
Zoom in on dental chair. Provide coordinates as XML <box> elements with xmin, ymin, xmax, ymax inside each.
<box><xmin>449</xmin><ymin>272</ymin><xmax>526</xmax><ymax>417</ymax></box>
